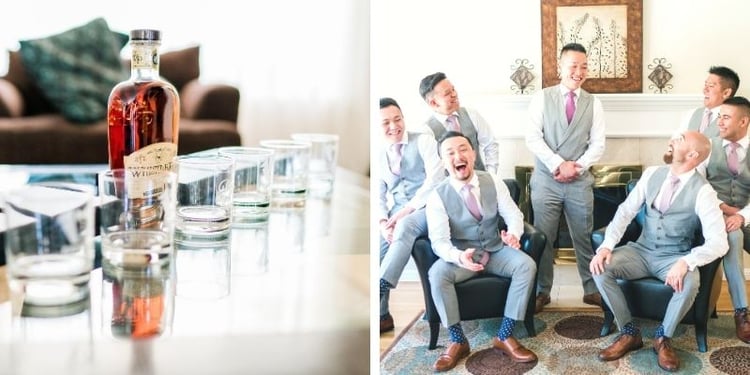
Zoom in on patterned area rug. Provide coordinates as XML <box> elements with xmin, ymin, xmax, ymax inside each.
<box><xmin>380</xmin><ymin>312</ymin><xmax>750</xmax><ymax>374</ymax></box>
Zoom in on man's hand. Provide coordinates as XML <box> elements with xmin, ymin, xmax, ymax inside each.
<box><xmin>385</xmin><ymin>206</ymin><xmax>415</xmax><ymax>228</ymax></box>
<box><xmin>379</xmin><ymin>219</ymin><xmax>394</xmax><ymax>244</ymax></box>
<box><xmin>500</xmin><ymin>230</ymin><xmax>520</xmax><ymax>249</ymax></box>
<box><xmin>664</xmin><ymin>259</ymin><xmax>689</xmax><ymax>292</ymax></box>
<box><xmin>553</xmin><ymin>161</ymin><xmax>582</xmax><ymax>183</ymax></box>
<box><xmin>459</xmin><ymin>248</ymin><xmax>487</xmax><ymax>272</ymax></box>
<box><xmin>720</xmin><ymin>202</ymin><xmax>740</xmax><ymax>216</ymax></box>
<box><xmin>589</xmin><ymin>247</ymin><xmax>613</xmax><ymax>275</ymax></box>
<box><xmin>725</xmin><ymin>214</ymin><xmax>745</xmax><ymax>233</ymax></box>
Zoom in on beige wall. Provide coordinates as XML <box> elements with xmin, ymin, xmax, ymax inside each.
<box><xmin>373</xmin><ymin>0</ymin><xmax>750</xmax><ymax>129</ymax></box>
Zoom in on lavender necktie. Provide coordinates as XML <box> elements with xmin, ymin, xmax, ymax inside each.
<box><xmin>446</xmin><ymin>114</ymin><xmax>460</xmax><ymax>132</ymax></box>
<box><xmin>565</xmin><ymin>91</ymin><xmax>576</xmax><ymax>124</ymax></box>
<box><xmin>462</xmin><ymin>184</ymin><xmax>482</xmax><ymax>221</ymax></box>
<box><xmin>699</xmin><ymin>109</ymin><xmax>712</xmax><ymax>133</ymax></box>
<box><xmin>657</xmin><ymin>175</ymin><xmax>680</xmax><ymax>213</ymax></box>
<box><xmin>390</xmin><ymin>143</ymin><xmax>403</xmax><ymax>175</ymax></box>
<box><xmin>728</xmin><ymin>142</ymin><xmax>740</xmax><ymax>175</ymax></box>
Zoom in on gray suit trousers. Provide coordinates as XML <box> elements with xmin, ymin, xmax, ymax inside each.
<box><xmin>724</xmin><ymin>227</ymin><xmax>749</xmax><ymax>309</ymax></box>
<box><xmin>530</xmin><ymin>171</ymin><xmax>596</xmax><ymax>295</ymax></box>
<box><xmin>379</xmin><ymin>209</ymin><xmax>428</xmax><ymax>316</ymax></box>
<box><xmin>429</xmin><ymin>246</ymin><xmax>536</xmax><ymax>328</ymax></box>
<box><xmin>592</xmin><ymin>243</ymin><xmax>700</xmax><ymax>337</ymax></box>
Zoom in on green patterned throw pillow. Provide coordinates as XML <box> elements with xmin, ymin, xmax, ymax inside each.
<box><xmin>19</xmin><ymin>17</ymin><xmax>128</xmax><ymax>124</ymax></box>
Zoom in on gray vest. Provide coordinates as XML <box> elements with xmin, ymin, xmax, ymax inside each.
<box><xmin>384</xmin><ymin>132</ymin><xmax>427</xmax><ymax>212</ymax></box>
<box><xmin>426</xmin><ymin>107</ymin><xmax>486</xmax><ymax>171</ymax></box>
<box><xmin>435</xmin><ymin>171</ymin><xmax>504</xmax><ymax>251</ymax></box>
<box><xmin>705</xmin><ymin>137</ymin><xmax>750</xmax><ymax>207</ymax></box>
<box><xmin>686</xmin><ymin>108</ymin><xmax>719</xmax><ymax>138</ymax></box>
<box><xmin>534</xmin><ymin>86</ymin><xmax>594</xmax><ymax>176</ymax></box>
<box><xmin>637</xmin><ymin>166</ymin><xmax>705</xmax><ymax>254</ymax></box>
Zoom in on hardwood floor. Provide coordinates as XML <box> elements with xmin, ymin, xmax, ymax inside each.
<box><xmin>379</xmin><ymin>271</ymin><xmax>742</xmax><ymax>355</ymax></box>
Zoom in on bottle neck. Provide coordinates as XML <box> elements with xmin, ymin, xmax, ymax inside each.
<box><xmin>130</xmin><ymin>41</ymin><xmax>161</xmax><ymax>80</ymax></box>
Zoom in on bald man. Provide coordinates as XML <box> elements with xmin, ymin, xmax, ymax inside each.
<box><xmin>590</xmin><ymin>131</ymin><xmax>728</xmax><ymax>372</ymax></box>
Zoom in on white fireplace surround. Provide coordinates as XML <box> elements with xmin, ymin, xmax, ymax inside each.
<box><xmin>455</xmin><ymin>93</ymin><xmax>703</xmax><ymax>180</ymax></box>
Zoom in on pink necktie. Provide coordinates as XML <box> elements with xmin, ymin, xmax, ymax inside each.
<box><xmin>446</xmin><ymin>114</ymin><xmax>460</xmax><ymax>132</ymax></box>
<box><xmin>390</xmin><ymin>143</ymin><xmax>403</xmax><ymax>175</ymax></box>
<box><xmin>699</xmin><ymin>109</ymin><xmax>711</xmax><ymax>133</ymax></box>
<box><xmin>657</xmin><ymin>175</ymin><xmax>680</xmax><ymax>213</ymax></box>
<box><xmin>728</xmin><ymin>142</ymin><xmax>740</xmax><ymax>175</ymax></box>
<box><xmin>462</xmin><ymin>184</ymin><xmax>482</xmax><ymax>221</ymax></box>
<box><xmin>565</xmin><ymin>91</ymin><xmax>576</xmax><ymax>124</ymax></box>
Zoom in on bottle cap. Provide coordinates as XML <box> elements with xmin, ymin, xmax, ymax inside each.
<box><xmin>130</xmin><ymin>29</ymin><xmax>161</xmax><ymax>41</ymax></box>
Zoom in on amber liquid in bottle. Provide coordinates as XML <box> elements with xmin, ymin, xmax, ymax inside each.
<box><xmin>108</xmin><ymin>29</ymin><xmax>179</xmax><ymax>172</ymax></box>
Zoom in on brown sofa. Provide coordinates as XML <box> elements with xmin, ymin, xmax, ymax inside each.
<box><xmin>0</xmin><ymin>46</ymin><xmax>241</xmax><ymax>164</ymax></box>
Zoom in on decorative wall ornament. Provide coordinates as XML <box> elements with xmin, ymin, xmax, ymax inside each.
<box><xmin>647</xmin><ymin>58</ymin><xmax>673</xmax><ymax>93</ymax></box>
<box><xmin>510</xmin><ymin>59</ymin><xmax>535</xmax><ymax>94</ymax></box>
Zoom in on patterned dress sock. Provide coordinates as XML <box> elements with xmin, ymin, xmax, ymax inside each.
<box><xmin>448</xmin><ymin>323</ymin><xmax>467</xmax><ymax>344</ymax></box>
<box><xmin>735</xmin><ymin>307</ymin><xmax>748</xmax><ymax>315</ymax></box>
<box><xmin>654</xmin><ymin>324</ymin><xmax>665</xmax><ymax>339</ymax></box>
<box><xmin>622</xmin><ymin>321</ymin><xmax>640</xmax><ymax>336</ymax></box>
<box><xmin>379</xmin><ymin>279</ymin><xmax>392</xmax><ymax>296</ymax></box>
<box><xmin>497</xmin><ymin>317</ymin><xmax>517</xmax><ymax>341</ymax></box>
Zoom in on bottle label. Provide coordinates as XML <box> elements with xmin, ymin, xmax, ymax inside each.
<box><xmin>123</xmin><ymin>142</ymin><xmax>176</xmax><ymax>199</ymax></box>
<box><xmin>132</xmin><ymin>47</ymin><xmax>159</xmax><ymax>70</ymax></box>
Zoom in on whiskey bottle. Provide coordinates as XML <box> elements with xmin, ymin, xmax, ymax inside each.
<box><xmin>107</xmin><ymin>29</ymin><xmax>179</xmax><ymax>173</ymax></box>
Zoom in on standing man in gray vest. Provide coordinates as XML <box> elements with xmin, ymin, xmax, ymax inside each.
<box><xmin>419</xmin><ymin>72</ymin><xmax>499</xmax><ymax>174</ymax></box>
<box><xmin>590</xmin><ymin>131</ymin><xmax>728</xmax><ymax>372</ymax></box>
<box><xmin>698</xmin><ymin>96</ymin><xmax>750</xmax><ymax>343</ymax></box>
<box><xmin>425</xmin><ymin>131</ymin><xmax>537</xmax><ymax>372</ymax></box>
<box><xmin>526</xmin><ymin>43</ymin><xmax>606</xmax><ymax>313</ymax></box>
<box><xmin>679</xmin><ymin>66</ymin><xmax>739</xmax><ymax>138</ymax></box>
<box><xmin>377</xmin><ymin>97</ymin><xmax>443</xmax><ymax>334</ymax></box>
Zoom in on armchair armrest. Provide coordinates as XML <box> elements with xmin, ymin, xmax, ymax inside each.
<box><xmin>0</xmin><ymin>78</ymin><xmax>24</xmax><ymax>117</ymax></box>
<box><xmin>520</xmin><ymin>222</ymin><xmax>546</xmax><ymax>263</ymax></box>
<box><xmin>591</xmin><ymin>220</ymin><xmax>642</xmax><ymax>250</ymax></box>
<box><xmin>180</xmin><ymin>79</ymin><xmax>240</xmax><ymax>123</ymax></box>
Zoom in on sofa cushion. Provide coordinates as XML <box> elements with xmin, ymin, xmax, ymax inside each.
<box><xmin>159</xmin><ymin>46</ymin><xmax>200</xmax><ymax>93</ymax></box>
<box><xmin>19</xmin><ymin>17</ymin><xmax>128</xmax><ymax>124</ymax></box>
<box><xmin>4</xmin><ymin>50</ymin><xmax>56</xmax><ymax>116</ymax></box>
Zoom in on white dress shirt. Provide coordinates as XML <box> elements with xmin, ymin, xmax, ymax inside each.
<box><xmin>526</xmin><ymin>85</ymin><xmax>606</xmax><ymax>173</ymax></box>
<box><xmin>377</xmin><ymin>132</ymin><xmax>444</xmax><ymax>221</ymax></box>
<box><xmin>598</xmin><ymin>166</ymin><xmax>728</xmax><ymax>271</ymax></box>
<box><xmin>426</xmin><ymin>173</ymin><xmax>524</xmax><ymax>264</ymax></box>
<box><xmin>420</xmin><ymin>107</ymin><xmax>499</xmax><ymax>174</ymax></box>
<box><xmin>696</xmin><ymin>136</ymin><xmax>750</xmax><ymax>222</ymax></box>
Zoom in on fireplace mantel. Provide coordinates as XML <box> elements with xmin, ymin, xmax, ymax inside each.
<box><xmin>464</xmin><ymin>93</ymin><xmax>702</xmax><ymax>139</ymax></box>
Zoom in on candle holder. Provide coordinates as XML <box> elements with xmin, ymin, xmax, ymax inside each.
<box><xmin>647</xmin><ymin>58</ymin><xmax>673</xmax><ymax>94</ymax></box>
<box><xmin>510</xmin><ymin>59</ymin><xmax>535</xmax><ymax>94</ymax></box>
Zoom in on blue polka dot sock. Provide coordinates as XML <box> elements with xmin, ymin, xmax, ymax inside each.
<box><xmin>735</xmin><ymin>307</ymin><xmax>748</xmax><ymax>316</ymax></box>
<box><xmin>497</xmin><ymin>317</ymin><xmax>516</xmax><ymax>341</ymax></box>
<box><xmin>379</xmin><ymin>279</ymin><xmax>392</xmax><ymax>297</ymax></box>
<box><xmin>654</xmin><ymin>324</ymin><xmax>665</xmax><ymax>339</ymax></box>
<box><xmin>622</xmin><ymin>321</ymin><xmax>640</xmax><ymax>336</ymax></box>
<box><xmin>448</xmin><ymin>324</ymin><xmax>467</xmax><ymax>344</ymax></box>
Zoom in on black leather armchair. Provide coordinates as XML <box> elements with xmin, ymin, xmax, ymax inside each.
<box><xmin>590</xmin><ymin>180</ymin><xmax>723</xmax><ymax>352</ymax></box>
<box><xmin>411</xmin><ymin>179</ymin><xmax>547</xmax><ymax>350</ymax></box>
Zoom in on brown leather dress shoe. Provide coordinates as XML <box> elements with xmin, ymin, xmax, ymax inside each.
<box><xmin>582</xmin><ymin>292</ymin><xmax>602</xmax><ymax>307</ymax></box>
<box><xmin>653</xmin><ymin>337</ymin><xmax>679</xmax><ymax>372</ymax></box>
<box><xmin>433</xmin><ymin>341</ymin><xmax>470</xmax><ymax>372</ymax></box>
<box><xmin>379</xmin><ymin>314</ymin><xmax>394</xmax><ymax>334</ymax></box>
<box><xmin>535</xmin><ymin>293</ymin><xmax>551</xmax><ymax>314</ymax></box>
<box><xmin>735</xmin><ymin>311</ymin><xmax>750</xmax><ymax>343</ymax></box>
<box><xmin>598</xmin><ymin>333</ymin><xmax>643</xmax><ymax>361</ymax></box>
<box><xmin>492</xmin><ymin>337</ymin><xmax>538</xmax><ymax>363</ymax></box>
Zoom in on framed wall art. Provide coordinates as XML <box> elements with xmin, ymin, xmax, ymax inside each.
<box><xmin>541</xmin><ymin>0</ymin><xmax>643</xmax><ymax>93</ymax></box>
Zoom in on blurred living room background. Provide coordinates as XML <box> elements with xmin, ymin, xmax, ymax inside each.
<box><xmin>0</xmin><ymin>0</ymin><xmax>370</xmax><ymax>176</ymax></box>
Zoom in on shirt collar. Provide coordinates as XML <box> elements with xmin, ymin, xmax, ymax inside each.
<box><xmin>670</xmin><ymin>169</ymin><xmax>696</xmax><ymax>185</ymax></box>
<box><xmin>559</xmin><ymin>85</ymin><xmax>580</xmax><ymax>97</ymax></box>
<box><xmin>435</xmin><ymin>111</ymin><xmax>459</xmax><ymax>124</ymax></box>
<box><xmin>722</xmin><ymin>136</ymin><xmax>749</xmax><ymax>149</ymax></box>
<box><xmin>384</xmin><ymin>134</ymin><xmax>409</xmax><ymax>151</ymax></box>
<box><xmin>449</xmin><ymin>173</ymin><xmax>479</xmax><ymax>192</ymax></box>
